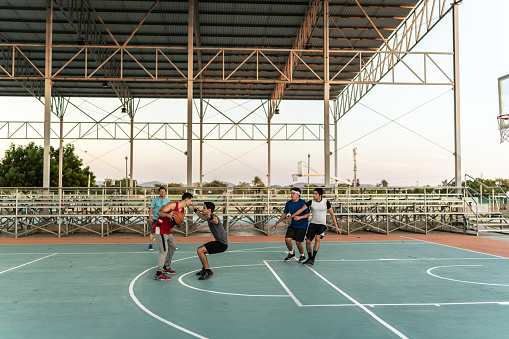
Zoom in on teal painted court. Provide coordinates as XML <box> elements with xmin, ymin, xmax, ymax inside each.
<box><xmin>2</xmin><ymin>240</ymin><xmax>509</xmax><ymax>338</ymax></box>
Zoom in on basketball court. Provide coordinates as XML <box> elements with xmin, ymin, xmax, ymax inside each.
<box><xmin>2</xmin><ymin>234</ymin><xmax>509</xmax><ymax>338</ymax></box>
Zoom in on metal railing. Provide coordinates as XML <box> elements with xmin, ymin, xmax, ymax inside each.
<box><xmin>0</xmin><ymin>185</ymin><xmax>472</xmax><ymax>238</ymax></box>
<box><xmin>462</xmin><ymin>175</ymin><xmax>509</xmax><ymax>234</ymax></box>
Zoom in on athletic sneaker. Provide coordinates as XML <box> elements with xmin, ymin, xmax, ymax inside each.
<box><xmin>148</xmin><ymin>244</ymin><xmax>153</xmax><ymax>251</ymax></box>
<box><xmin>154</xmin><ymin>274</ymin><xmax>172</xmax><ymax>281</ymax></box>
<box><xmin>298</xmin><ymin>255</ymin><xmax>306</xmax><ymax>263</ymax></box>
<box><xmin>284</xmin><ymin>252</ymin><xmax>296</xmax><ymax>262</ymax></box>
<box><xmin>163</xmin><ymin>268</ymin><xmax>176</xmax><ymax>274</ymax></box>
<box><xmin>196</xmin><ymin>268</ymin><xmax>206</xmax><ymax>276</ymax></box>
<box><xmin>198</xmin><ymin>270</ymin><xmax>214</xmax><ymax>280</ymax></box>
<box><xmin>303</xmin><ymin>258</ymin><xmax>314</xmax><ymax>265</ymax></box>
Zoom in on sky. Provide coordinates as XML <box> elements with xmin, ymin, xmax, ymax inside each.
<box><xmin>0</xmin><ymin>0</ymin><xmax>507</xmax><ymax>187</ymax></box>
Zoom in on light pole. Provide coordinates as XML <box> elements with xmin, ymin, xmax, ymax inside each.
<box><xmin>307</xmin><ymin>153</ymin><xmax>310</xmax><ymax>200</ymax></box>
<box><xmin>125</xmin><ymin>156</ymin><xmax>128</xmax><ymax>188</ymax></box>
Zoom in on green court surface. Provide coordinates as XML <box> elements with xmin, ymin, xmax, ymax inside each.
<box><xmin>1</xmin><ymin>240</ymin><xmax>509</xmax><ymax>338</ymax></box>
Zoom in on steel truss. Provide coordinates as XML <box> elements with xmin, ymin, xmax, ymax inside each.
<box><xmin>0</xmin><ymin>0</ymin><xmax>461</xmax><ymax>190</ymax></box>
<box><xmin>0</xmin><ymin>185</ymin><xmax>491</xmax><ymax>238</ymax></box>
<box><xmin>0</xmin><ymin>121</ymin><xmax>333</xmax><ymax>141</ymax></box>
<box><xmin>335</xmin><ymin>0</ymin><xmax>453</xmax><ymax>118</ymax></box>
<box><xmin>0</xmin><ymin>44</ymin><xmax>453</xmax><ymax>87</ymax></box>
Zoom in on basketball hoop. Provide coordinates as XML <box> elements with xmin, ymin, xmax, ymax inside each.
<box><xmin>292</xmin><ymin>174</ymin><xmax>300</xmax><ymax>182</ymax></box>
<box><xmin>498</xmin><ymin>114</ymin><xmax>509</xmax><ymax>143</ymax></box>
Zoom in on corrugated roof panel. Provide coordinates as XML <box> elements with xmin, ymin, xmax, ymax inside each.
<box><xmin>0</xmin><ymin>0</ymin><xmax>434</xmax><ymax>100</ymax></box>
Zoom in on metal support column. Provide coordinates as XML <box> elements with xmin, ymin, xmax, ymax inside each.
<box><xmin>323</xmin><ymin>0</ymin><xmax>331</xmax><ymax>187</ymax></box>
<box><xmin>268</xmin><ymin>117</ymin><xmax>271</xmax><ymax>187</ymax></box>
<box><xmin>453</xmin><ymin>2</ymin><xmax>461</xmax><ymax>188</ymax></box>
<box><xmin>334</xmin><ymin>119</ymin><xmax>338</xmax><ymax>179</ymax></box>
<box><xmin>199</xmin><ymin>84</ymin><xmax>203</xmax><ymax>188</ymax></box>
<box><xmin>43</xmin><ymin>0</ymin><xmax>53</xmax><ymax>188</ymax></box>
<box><xmin>59</xmin><ymin>116</ymin><xmax>63</xmax><ymax>187</ymax></box>
<box><xmin>130</xmin><ymin>116</ymin><xmax>134</xmax><ymax>188</ymax></box>
<box><xmin>187</xmin><ymin>0</ymin><xmax>194</xmax><ymax>188</ymax></box>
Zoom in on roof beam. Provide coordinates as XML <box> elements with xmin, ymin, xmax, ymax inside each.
<box><xmin>268</xmin><ymin>0</ymin><xmax>322</xmax><ymax>117</ymax></box>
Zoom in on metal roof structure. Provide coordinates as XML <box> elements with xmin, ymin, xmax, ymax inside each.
<box><xmin>1</xmin><ymin>0</ymin><xmax>452</xmax><ymax>102</ymax></box>
<box><xmin>0</xmin><ymin>0</ymin><xmax>461</xmax><ymax>188</ymax></box>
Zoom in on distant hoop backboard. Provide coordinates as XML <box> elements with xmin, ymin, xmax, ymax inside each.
<box><xmin>297</xmin><ymin>161</ymin><xmax>304</xmax><ymax>176</ymax></box>
<box><xmin>498</xmin><ymin>114</ymin><xmax>509</xmax><ymax>143</ymax></box>
<box><xmin>498</xmin><ymin>74</ymin><xmax>509</xmax><ymax>143</ymax></box>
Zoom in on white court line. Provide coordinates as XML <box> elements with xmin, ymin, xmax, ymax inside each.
<box><xmin>129</xmin><ymin>256</ymin><xmax>208</xmax><ymax>339</ymax></box>
<box><xmin>301</xmin><ymin>301</ymin><xmax>509</xmax><ymax>307</ymax></box>
<box><xmin>266</xmin><ymin>257</ymin><xmax>504</xmax><ymax>262</ymax></box>
<box><xmin>0</xmin><ymin>253</ymin><xmax>57</xmax><ymax>275</ymax></box>
<box><xmin>319</xmin><ymin>242</ymin><xmax>427</xmax><ymax>245</ymax></box>
<box><xmin>0</xmin><ymin>250</ymin><xmax>284</xmax><ymax>256</ymax></box>
<box><xmin>129</xmin><ymin>246</ymin><xmax>291</xmax><ymax>338</ymax></box>
<box><xmin>304</xmin><ymin>265</ymin><xmax>409</xmax><ymax>339</ymax></box>
<box><xmin>311</xmin><ymin>257</ymin><xmax>505</xmax><ymax>262</ymax></box>
<box><xmin>178</xmin><ymin>264</ymin><xmax>290</xmax><ymax>297</ymax></box>
<box><xmin>263</xmin><ymin>260</ymin><xmax>303</xmax><ymax>307</ymax></box>
<box><xmin>400</xmin><ymin>235</ymin><xmax>508</xmax><ymax>259</ymax></box>
<box><xmin>427</xmin><ymin>265</ymin><xmax>509</xmax><ymax>287</ymax></box>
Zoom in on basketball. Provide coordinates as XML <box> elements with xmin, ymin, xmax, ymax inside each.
<box><xmin>172</xmin><ymin>211</ymin><xmax>184</xmax><ymax>225</ymax></box>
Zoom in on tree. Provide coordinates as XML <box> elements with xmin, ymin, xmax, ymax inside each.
<box><xmin>381</xmin><ymin>179</ymin><xmax>389</xmax><ymax>187</ymax></box>
<box><xmin>204</xmin><ymin>179</ymin><xmax>228</xmax><ymax>194</ymax></box>
<box><xmin>0</xmin><ymin>142</ymin><xmax>96</xmax><ymax>187</ymax></box>
<box><xmin>53</xmin><ymin>144</ymin><xmax>96</xmax><ymax>187</ymax></box>
<box><xmin>252</xmin><ymin>176</ymin><xmax>265</xmax><ymax>187</ymax></box>
<box><xmin>166</xmin><ymin>182</ymin><xmax>185</xmax><ymax>195</ymax></box>
<box><xmin>233</xmin><ymin>181</ymin><xmax>250</xmax><ymax>194</ymax></box>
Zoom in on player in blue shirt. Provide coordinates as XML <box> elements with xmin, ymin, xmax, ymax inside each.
<box><xmin>275</xmin><ymin>187</ymin><xmax>310</xmax><ymax>263</ymax></box>
<box><xmin>148</xmin><ymin>187</ymin><xmax>170</xmax><ymax>251</ymax></box>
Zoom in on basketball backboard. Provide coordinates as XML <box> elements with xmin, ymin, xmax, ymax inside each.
<box><xmin>297</xmin><ymin>161</ymin><xmax>304</xmax><ymax>176</ymax></box>
<box><xmin>498</xmin><ymin>74</ymin><xmax>509</xmax><ymax>143</ymax></box>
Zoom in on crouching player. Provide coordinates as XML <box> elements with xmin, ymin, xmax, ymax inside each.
<box><xmin>193</xmin><ymin>202</ymin><xmax>228</xmax><ymax>280</ymax></box>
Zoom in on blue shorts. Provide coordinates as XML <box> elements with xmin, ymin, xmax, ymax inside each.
<box><xmin>306</xmin><ymin>223</ymin><xmax>327</xmax><ymax>241</ymax></box>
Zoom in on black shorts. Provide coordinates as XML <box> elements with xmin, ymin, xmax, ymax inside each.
<box><xmin>306</xmin><ymin>223</ymin><xmax>327</xmax><ymax>241</ymax></box>
<box><xmin>204</xmin><ymin>241</ymin><xmax>228</xmax><ymax>254</ymax></box>
<box><xmin>285</xmin><ymin>225</ymin><xmax>307</xmax><ymax>243</ymax></box>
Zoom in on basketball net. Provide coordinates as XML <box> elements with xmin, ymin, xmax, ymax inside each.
<box><xmin>498</xmin><ymin>114</ymin><xmax>509</xmax><ymax>143</ymax></box>
<box><xmin>292</xmin><ymin>174</ymin><xmax>300</xmax><ymax>182</ymax></box>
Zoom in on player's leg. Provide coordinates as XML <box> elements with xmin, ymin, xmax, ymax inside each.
<box><xmin>148</xmin><ymin>233</ymin><xmax>155</xmax><ymax>251</ymax></box>
<box><xmin>284</xmin><ymin>226</ymin><xmax>297</xmax><ymax>262</ymax></box>
<box><xmin>197</xmin><ymin>244</ymin><xmax>209</xmax><ymax>271</ymax></box>
<box><xmin>163</xmin><ymin>234</ymin><xmax>177</xmax><ymax>274</ymax></box>
<box><xmin>197</xmin><ymin>241</ymin><xmax>227</xmax><ymax>280</ymax></box>
<box><xmin>154</xmin><ymin>234</ymin><xmax>171</xmax><ymax>280</ymax></box>
<box><xmin>303</xmin><ymin>224</ymin><xmax>317</xmax><ymax>265</ymax></box>
<box><xmin>295</xmin><ymin>227</ymin><xmax>306</xmax><ymax>263</ymax></box>
<box><xmin>310</xmin><ymin>224</ymin><xmax>327</xmax><ymax>263</ymax></box>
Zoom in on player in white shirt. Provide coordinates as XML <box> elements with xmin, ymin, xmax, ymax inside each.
<box><xmin>285</xmin><ymin>187</ymin><xmax>340</xmax><ymax>265</ymax></box>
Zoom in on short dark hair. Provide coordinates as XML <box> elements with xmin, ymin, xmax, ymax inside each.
<box><xmin>204</xmin><ymin>201</ymin><xmax>215</xmax><ymax>213</ymax></box>
<box><xmin>182</xmin><ymin>192</ymin><xmax>194</xmax><ymax>200</ymax></box>
<box><xmin>291</xmin><ymin>187</ymin><xmax>301</xmax><ymax>194</ymax></box>
<box><xmin>314</xmin><ymin>187</ymin><xmax>324</xmax><ymax>196</ymax></box>
<box><xmin>158</xmin><ymin>187</ymin><xmax>166</xmax><ymax>192</ymax></box>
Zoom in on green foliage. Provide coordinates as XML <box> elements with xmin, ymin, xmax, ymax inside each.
<box><xmin>0</xmin><ymin>142</ymin><xmax>96</xmax><ymax>187</ymax></box>
<box><xmin>465</xmin><ymin>178</ymin><xmax>509</xmax><ymax>196</ymax></box>
<box><xmin>235</xmin><ymin>182</ymin><xmax>250</xmax><ymax>188</ymax></box>
<box><xmin>252</xmin><ymin>176</ymin><xmax>265</xmax><ymax>187</ymax></box>
<box><xmin>166</xmin><ymin>183</ymin><xmax>185</xmax><ymax>195</ymax></box>
<box><xmin>381</xmin><ymin>179</ymin><xmax>389</xmax><ymax>187</ymax></box>
<box><xmin>111</xmin><ymin>178</ymin><xmax>138</xmax><ymax>187</ymax></box>
<box><xmin>204</xmin><ymin>179</ymin><xmax>228</xmax><ymax>194</ymax></box>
